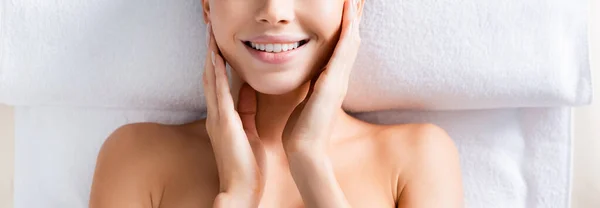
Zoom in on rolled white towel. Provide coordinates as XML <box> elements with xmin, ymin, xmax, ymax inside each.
<box><xmin>0</xmin><ymin>0</ymin><xmax>591</xmax><ymax>111</ymax></box>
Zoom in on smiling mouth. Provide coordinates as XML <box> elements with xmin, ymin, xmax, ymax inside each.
<box><xmin>243</xmin><ymin>40</ymin><xmax>310</xmax><ymax>53</ymax></box>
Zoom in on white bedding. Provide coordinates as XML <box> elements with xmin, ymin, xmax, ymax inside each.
<box><xmin>14</xmin><ymin>106</ymin><xmax>571</xmax><ymax>208</ymax></box>
<box><xmin>0</xmin><ymin>0</ymin><xmax>591</xmax><ymax>111</ymax></box>
<box><xmin>1</xmin><ymin>0</ymin><xmax>588</xmax><ymax>207</ymax></box>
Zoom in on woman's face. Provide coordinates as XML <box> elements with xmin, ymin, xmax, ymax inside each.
<box><xmin>204</xmin><ymin>0</ymin><xmax>347</xmax><ymax>95</ymax></box>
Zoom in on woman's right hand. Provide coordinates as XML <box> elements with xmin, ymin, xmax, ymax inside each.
<box><xmin>204</xmin><ymin>23</ymin><xmax>265</xmax><ymax>208</ymax></box>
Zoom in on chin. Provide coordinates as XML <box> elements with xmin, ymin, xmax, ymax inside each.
<box><xmin>246</xmin><ymin>76</ymin><xmax>306</xmax><ymax>95</ymax></box>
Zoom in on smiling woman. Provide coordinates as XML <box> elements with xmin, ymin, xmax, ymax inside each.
<box><xmin>88</xmin><ymin>0</ymin><xmax>463</xmax><ymax>207</ymax></box>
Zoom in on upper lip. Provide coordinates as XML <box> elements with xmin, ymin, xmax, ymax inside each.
<box><xmin>244</xmin><ymin>35</ymin><xmax>309</xmax><ymax>44</ymax></box>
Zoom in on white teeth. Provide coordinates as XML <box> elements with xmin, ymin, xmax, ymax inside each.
<box><xmin>273</xmin><ymin>44</ymin><xmax>282</xmax><ymax>53</ymax></box>
<box><xmin>249</xmin><ymin>41</ymin><xmax>304</xmax><ymax>53</ymax></box>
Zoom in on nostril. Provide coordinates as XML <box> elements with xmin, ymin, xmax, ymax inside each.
<box><xmin>257</xmin><ymin>18</ymin><xmax>291</xmax><ymax>25</ymax></box>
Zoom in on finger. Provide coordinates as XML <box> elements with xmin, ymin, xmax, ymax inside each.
<box><xmin>341</xmin><ymin>0</ymin><xmax>359</xmax><ymax>46</ymax></box>
<box><xmin>286</xmin><ymin>2</ymin><xmax>362</xmax><ymax>141</ymax></box>
<box><xmin>293</xmin><ymin>77</ymin><xmax>317</xmax><ymax>117</ymax></box>
<box><xmin>310</xmin><ymin>0</ymin><xmax>359</xmax><ymax>103</ymax></box>
<box><xmin>204</xmin><ymin>23</ymin><xmax>218</xmax><ymax>119</ymax></box>
<box><xmin>212</xmin><ymin>49</ymin><xmax>237</xmax><ymax>119</ymax></box>
<box><xmin>282</xmin><ymin>78</ymin><xmax>317</xmax><ymax>144</ymax></box>
<box><xmin>205</xmin><ymin>23</ymin><xmax>238</xmax><ymax>120</ymax></box>
<box><xmin>356</xmin><ymin>0</ymin><xmax>364</xmax><ymax>23</ymax></box>
<box><xmin>237</xmin><ymin>83</ymin><xmax>259</xmax><ymax>136</ymax></box>
<box><xmin>324</xmin><ymin>0</ymin><xmax>361</xmax><ymax>78</ymax></box>
<box><xmin>291</xmin><ymin>77</ymin><xmax>341</xmax><ymax>145</ymax></box>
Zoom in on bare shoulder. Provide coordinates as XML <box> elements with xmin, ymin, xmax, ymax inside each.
<box><xmin>377</xmin><ymin>123</ymin><xmax>458</xmax><ymax>160</ymax></box>
<box><xmin>90</xmin><ymin>121</ymin><xmax>217</xmax><ymax>208</ymax></box>
<box><xmin>94</xmin><ymin>121</ymin><xmax>212</xmax><ymax>172</ymax></box>
<box><xmin>97</xmin><ymin>121</ymin><xmax>211</xmax><ymax>156</ymax></box>
<box><xmin>374</xmin><ymin>123</ymin><xmax>463</xmax><ymax>207</ymax></box>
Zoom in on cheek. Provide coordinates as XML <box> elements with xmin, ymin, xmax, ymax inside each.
<box><xmin>297</xmin><ymin>1</ymin><xmax>345</xmax><ymax>75</ymax></box>
<box><xmin>208</xmin><ymin>1</ymin><xmax>249</xmax><ymax>51</ymax></box>
<box><xmin>208</xmin><ymin>15</ymin><xmax>246</xmax><ymax>73</ymax></box>
<box><xmin>299</xmin><ymin>1</ymin><xmax>344</xmax><ymax>37</ymax></box>
<box><xmin>299</xmin><ymin>1</ymin><xmax>344</xmax><ymax>55</ymax></box>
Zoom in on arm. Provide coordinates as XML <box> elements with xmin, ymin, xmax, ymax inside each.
<box><xmin>396</xmin><ymin>125</ymin><xmax>464</xmax><ymax>208</ymax></box>
<box><xmin>285</xmin><ymin>149</ymin><xmax>351</xmax><ymax>208</ymax></box>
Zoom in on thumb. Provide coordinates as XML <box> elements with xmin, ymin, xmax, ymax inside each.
<box><xmin>282</xmin><ymin>78</ymin><xmax>316</xmax><ymax>143</ymax></box>
<box><xmin>237</xmin><ymin>83</ymin><xmax>258</xmax><ymax>136</ymax></box>
<box><xmin>237</xmin><ymin>83</ymin><xmax>266</xmax><ymax>181</ymax></box>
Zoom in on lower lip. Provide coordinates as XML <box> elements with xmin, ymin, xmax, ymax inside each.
<box><xmin>244</xmin><ymin>42</ymin><xmax>307</xmax><ymax>64</ymax></box>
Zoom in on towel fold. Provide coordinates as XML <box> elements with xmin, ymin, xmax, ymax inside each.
<box><xmin>345</xmin><ymin>0</ymin><xmax>591</xmax><ymax>111</ymax></box>
<box><xmin>0</xmin><ymin>0</ymin><xmax>591</xmax><ymax>111</ymax></box>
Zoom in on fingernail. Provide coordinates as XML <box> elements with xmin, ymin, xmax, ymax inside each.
<box><xmin>211</xmin><ymin>51</ymin><xmax>216</xmax><ymax>66</ymax></box>
<box><xmin>205</xmin><ymin>23</ymin><xmax>211</xmax><ymax>47</ymax></box>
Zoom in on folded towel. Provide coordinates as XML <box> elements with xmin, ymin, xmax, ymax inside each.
<box><xmin>0</xmin><ymin>0</ymin><xmax>591</xmax><ymax>111</ymax></box>
<box><xmin>13</xmin><ymin>106</ymin><xmax>571</xmax><ymax>208</ymax></box>
<box><xmin>347</xmin><ymin>0</ymin><xmax>591</xmax><ymax>111</ymax></box>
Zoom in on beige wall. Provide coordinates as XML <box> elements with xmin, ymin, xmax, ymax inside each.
<box><xmin>0</xmin><ymin>105</ymin><xmax>14</xmax><ymax>208</ymax></box>
<box><xmin>571</xmin><ymin>0</ymin><xmax>600</xmax><ymax>207</ymax></box>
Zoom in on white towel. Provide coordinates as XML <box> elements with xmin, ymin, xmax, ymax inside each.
<box><xmin>0</xmin><ymin>0</ymin><xmax>591</xmax><ymax>111</ymax></box>
<box><xmin>13</xmin><ymin>106</ymin><xmax>571</xmax><ymax>208</ymax></box>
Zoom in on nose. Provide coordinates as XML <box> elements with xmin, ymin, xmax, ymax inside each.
<box><xmin>255</xmin><ymin>0</ymin><xmax>295</xmax><ymax>26</ymax></box>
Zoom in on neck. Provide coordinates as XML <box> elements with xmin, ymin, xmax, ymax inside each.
<box><xmin>255</xmin><ymin>82</ymin><xmax>310</xmax><ymax>144</ymax></box>
<box><xmin>230</xmin><ymin>71</ymin><xmax>353</xmax><ymax>147</ymax></box>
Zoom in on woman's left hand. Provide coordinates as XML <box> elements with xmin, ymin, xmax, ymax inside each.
<box><xmin>282</xmin><ymin>0</ymin><xmax>361</xmax><ymax>207</ymax></box>
<box><xmin>282</xmin><ymin>0</ymin><xmax>361</xmax><ymax>155</ymax></box>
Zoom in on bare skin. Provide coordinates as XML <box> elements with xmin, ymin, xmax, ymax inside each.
<box><xmin>90</xmin><ymin>118</ymin><xmax>460</xmax><ymax>208</ymax></box>
<box><xmin>90</xmin><ymin>0</ymin><xmax>463</xmax><ymax>207</ymax></box>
